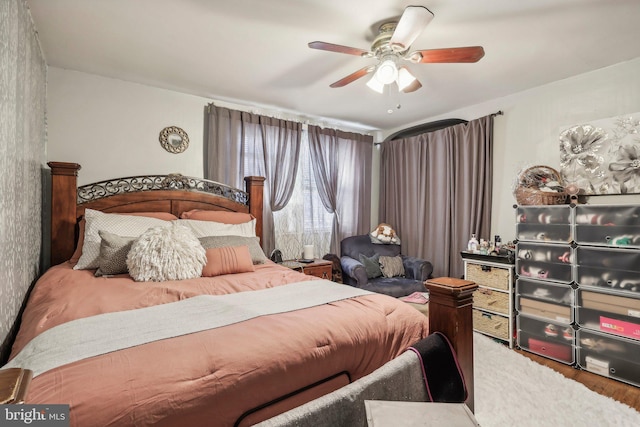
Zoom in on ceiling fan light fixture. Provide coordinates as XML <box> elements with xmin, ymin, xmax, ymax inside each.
<box><xmin>374</xmin><ymin>59</ymin><xmax>398</xmax><ymax>84</ymax></box>
<box><xmin>366</xmin><ymin>75</ymin><xmax>385</xmax><ymax>93</ymax></box>
<box><xmin>396</xmin><ymin>67</ymin><xmax>417</xmax><ymax>91</ymax></box>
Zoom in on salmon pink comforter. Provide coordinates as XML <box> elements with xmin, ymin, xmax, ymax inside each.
<box><xmin>8</xmin><ymin>262</ymin><xmax>429</xmax><ymax>427</ymax></box>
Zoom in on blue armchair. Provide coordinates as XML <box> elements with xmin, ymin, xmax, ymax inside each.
<box><xmin>340</xmin><ymin>235</ymin><xmax>433</xmax><ymax>298</ymax></box>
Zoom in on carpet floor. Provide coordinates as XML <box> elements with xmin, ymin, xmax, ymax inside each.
<box><xmin>473</xmin><ymin>332</ymin><xmax>640</xmax><ymax>427</ymax></box>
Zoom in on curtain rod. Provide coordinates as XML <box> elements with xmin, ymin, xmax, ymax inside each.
<box><xmin>491</xmin><ymin>110</ymin><xmax>504</xmax><ymax>117</ymax></box>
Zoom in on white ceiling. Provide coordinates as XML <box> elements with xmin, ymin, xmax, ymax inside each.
<box><xmin>26</xmin><ymin>0</ymin><xmax>640</xmax><ymax>132</ymax></box>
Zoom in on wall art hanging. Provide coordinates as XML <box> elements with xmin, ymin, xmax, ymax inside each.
<box><xmin>159</xmin><ymin>126</ymin><xmax>189</xmax><ymax>154</ymax></box>
<box><xmin>559</xmin><ymin>112</ymin><xmax>640</xmax><ymax>195</ymax></box>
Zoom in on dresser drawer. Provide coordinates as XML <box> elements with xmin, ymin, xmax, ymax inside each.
<box><xmin>577</xmin><ymin>329</ymin><xmax>640</xmax><ymax>387</ymax></box>
<box><xmin>473</xmin><ymin>287</ymin><xmax>510</xmax><ymax>314</ymax></box>
<box><xmin>473</xmin><ymin>309</ymin><xmax>509</xmax><ymax>341</ymax></box>
<box><xmin>465</xmin><ymin>263</ymin><xmax>510</xmax><ymax>291</ymax></box>
<box><xmin>303</xmin><ymin>263</ymin><xmax>332</xmax><ymax>279</ymax></box>
<box><xmin>516</xmin><ymin>242</ymin><xmax>573</xmax><ymax>283</ymax></box>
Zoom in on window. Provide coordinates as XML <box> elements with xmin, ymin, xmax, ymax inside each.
<box><xmin>273</xmin><ymin>130</ymin><xmax>334</xmax><ymax>260</ymax></box>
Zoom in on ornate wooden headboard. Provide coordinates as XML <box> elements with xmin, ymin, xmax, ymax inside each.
<box><xmin>48</xmin><ymin>162</ymin><xmax>265</xmax><ymax>266</ymax></box>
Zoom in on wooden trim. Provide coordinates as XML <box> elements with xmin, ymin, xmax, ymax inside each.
<box><xmin>425</xmin><ymin>277</ymin><xmax>478</xmax><ymax>412</ymax></box>
<box><xmin>245</xmin><ymin>176</ymin><xmax>265</xmax><ymax>245</ymax></box>
<box><xmin>0</xmin><ymin>368</ymin><xmax>33</xmax><ymax>404</ymax></box>
<box><xmin>48</xmin><ymin>162</ymin><xmax>265</xmax><ymax>266</ymax></box>
<box><xmin>48</xmin><ymin>162</ymin><xmax>80</xmax><ymax>266</ymax></box>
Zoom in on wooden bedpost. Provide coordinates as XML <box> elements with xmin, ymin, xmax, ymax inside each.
<box><xmin>244</xmin><ymin>176</ymin><xmax>265</xmax><ymax>243</ymax></box>
<box><xmin>425</xmin><ymin>277</ymin><xmax>477</xmax><ymax>412</ymax></box>
<box><xmin>47</xmin><ymin>162</ymin><xmax>81</xmax><ymax>266</ymax></box>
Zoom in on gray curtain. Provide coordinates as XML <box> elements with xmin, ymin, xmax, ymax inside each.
<box><xmin>0</xmin><ymin>0</ymin><xmax>47</xmax><ymax>362</ymax></box>
<box><xmin>308</xmin><ymin>125</ymin><xmax>373</xmax><ymax>253</ymax></box>
<box><xmin>205</xmin><ymin>105</ymin><xmax>302</xmax><ymax>254</ymax></box>
<box><xmin>379</xmin><ymin>115</ymin><xmax>494</xmax><ymax>279</ymax></box>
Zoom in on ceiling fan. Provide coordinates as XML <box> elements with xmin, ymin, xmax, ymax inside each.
<box><xmin>308</xmin><ymin>6</ymin><xmax>484</xmax><ymax>93</ymax></box>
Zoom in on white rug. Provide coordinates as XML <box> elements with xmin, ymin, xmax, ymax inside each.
<box><xmin>473</xmin><ymin>332</ymin><xmax>640</xmax><ymax>427</ymax></box>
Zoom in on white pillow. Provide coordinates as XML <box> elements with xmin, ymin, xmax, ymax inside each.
<box><xmin>74</xmin><ymin>209</ymin><xmax>170</xmax><ymax>270</ymax></box>
<box><xmin>176</xmin><ymin>218</ymin><xmax>256</xmax><ymax>238</ymax></box>
<box><xmin>127</xmin><ymin>223</ymin><xmax>207</xmax><ymax>282</ymax></box>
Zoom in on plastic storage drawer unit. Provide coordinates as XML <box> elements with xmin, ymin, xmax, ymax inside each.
<box><xmin>577</xmin><ymin>329</ymin><xmax>640</xmax><ymax>387</ymax></box>
<box><xmin>575</xmin><ymin>247</ymin><xmax>640</xmax><ymax>295</ymax></box>
<box><xmin>517</xmin><ymin>314</ymin><xmax>574</xmax><ymax>364</ymax></box>
<box><xmin>516</xmin><ymin>206</ymin><xmax>573</xmax><ymax>243</ymax></box>
<box><xmin>516</xmin><ymin>242</ymin><xmax>573</xmax><ymax>283</ymax></box>
<box><xmin>516</xmin><ymin>278</ymin><xmax>573</xmax><ymax>323</ymax></box>
<box><xmin>575</xmin><ymin>205</ymin><xmax>640</xmax><ymax>248</ymax></box>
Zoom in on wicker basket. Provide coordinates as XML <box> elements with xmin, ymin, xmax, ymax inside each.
<box><xmin>515</xmin><ymin>165</ymin><xmax>567</xmax><ymax>205</ymax></box>
<box><xmin>466</xmin><ymin>264</ymin><xmax>510</xmax><ymax>291</ymax></box>
<box><xmin>473</xmin><ymin>309</ymin><xmax>509</xmax><ymax>341</ymax></box>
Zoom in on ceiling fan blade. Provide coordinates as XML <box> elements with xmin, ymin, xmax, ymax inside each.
<box><xmin>389</xmin><ymin>6</ymin><xmax>434</xmax><ymax>52</ymax></box>
<box><xmin>329</xmin><ymin>66</ymin><xmax>375</xmax><ymax>88</ymax></box>
<box><xmin>308</xmin><ymin>41</ymin><xmax>370</xmax><ymax>57</ymax></box>
<box><xmin>409</xmin><ymin>46</ymin><xmax>485</xmax><ymax>63</ymax></box>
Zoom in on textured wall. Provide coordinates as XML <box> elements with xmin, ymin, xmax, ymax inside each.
<box><xmin>0</xmin><ymin>0</ymin><xmax>47</xmax><ymax>359</ymax></box>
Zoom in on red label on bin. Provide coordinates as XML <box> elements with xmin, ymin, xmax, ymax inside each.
<box><xmin>599</xmin><ymin>316</ymin><xmax>640</xmax><ymax>339</ymax></box>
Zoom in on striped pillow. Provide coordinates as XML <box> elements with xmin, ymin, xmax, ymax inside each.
<box><xmin>379</xmin><ymin>256</ymin><xmax>405</xmax><ymax>278</ymax></box>
<box><xmin>202</xmin><ymin>246</ymin><xmax>255</xmax><ymax>277</ymax></box>
<box><xmin>198</xmin><ymin>235</ymin><xmax>267</xmax><ymax>264</ymax></box>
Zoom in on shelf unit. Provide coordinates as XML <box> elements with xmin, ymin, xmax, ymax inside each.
<box><xmin>461</xmin><ymin>252</ymin><xmax>515</xmax><ymax>348</ymax></box>
<box><xmin>514</xmin><ymin>203</ymin><xmax>640</xmax><ymax>387</ymax></box>
<box><xmin>573</xmin><ymin>204</ymin><xmax>640</xmax><ymax>387</ymax></box>
<box><xmin>515</xmin><ymin>204</ymin><xmax>575</xmax><ymax>364</ymax></box>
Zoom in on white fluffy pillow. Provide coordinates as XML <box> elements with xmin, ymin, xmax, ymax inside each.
<box><xmin>176</xmin><ymin>218</ymin><xmax>256</xmax><ymax>238</ymax></box>
<box><xmin>127</xmin><ymin>223</ymin><xmax>207</xmax><ymax>282</ymax></box>
<box><xmin>75</xmin><ymin>209</ymin><xmax>170</xmax><ymax>270</ymax></box>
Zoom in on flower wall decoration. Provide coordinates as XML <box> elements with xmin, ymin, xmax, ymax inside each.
<box><xmin>560</xmin><ymin>112</ymin><xmax>640</xmax><ymax>195</ymax></box>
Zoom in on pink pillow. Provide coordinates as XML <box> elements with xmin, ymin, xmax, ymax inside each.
<box><xmin>202</xmin><ymin>245</ymin><xmax>256</xmax><ymax>277</ymax></box>
<box><xmin>180</xmin><ymin>209</ymin><xmax>254</xmax><ymax>224</ymax></box>
<box><xmin>69</xmin><ymin>211</ymin><xmax>179</xmax><ymax>263</ymax></box>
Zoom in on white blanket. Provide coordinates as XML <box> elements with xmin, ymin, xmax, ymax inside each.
<box><xmin>4</xmin><ymin>280</ymin><xmax>372</xmax><ymax>377</ymax></box>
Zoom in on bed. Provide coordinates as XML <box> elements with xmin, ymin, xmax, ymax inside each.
<box><xmin>2</xmin><ymin>162</ymin><xmax>477</xmax><ymax>426</ymax></box>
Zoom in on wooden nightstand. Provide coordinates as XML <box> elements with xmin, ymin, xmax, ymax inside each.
<box><xmin>282</xmin><ymin>259</ymin><xmax>333</xmax><ymax>280</ymax></box>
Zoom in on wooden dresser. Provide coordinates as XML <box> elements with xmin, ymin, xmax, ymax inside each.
<box><xmin>282</xmin><ymin>259</ymin><xmax>333</xmax><ymax>280</ymax></box>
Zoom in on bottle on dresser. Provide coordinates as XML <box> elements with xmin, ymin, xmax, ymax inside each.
<box><xmin>467</xmin><ymin>233</ymin><xmax>479</xmax><ymax>253</ymax></box>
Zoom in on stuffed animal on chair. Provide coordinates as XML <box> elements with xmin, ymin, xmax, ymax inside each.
<box><xmin>370</xmin><ymin>223</ymin><xmax>401</xmax><ymax>245</ymax></box>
